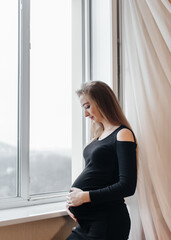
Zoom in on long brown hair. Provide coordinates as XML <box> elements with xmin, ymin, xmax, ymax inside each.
<box><xmin>76</xmin><ymin>81</ymin><xmax>133</xmax><ymax>140</ymax></box>
<box><xmin>76</xmin><ymin>80</ymin><xmax>139</xmax><ymax>173</ymax></box>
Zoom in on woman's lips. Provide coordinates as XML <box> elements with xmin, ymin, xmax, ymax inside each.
<box><xmin>90</xmin><ymin>116</ymin><xmax>94</xmax><ymax>120</ymax></box>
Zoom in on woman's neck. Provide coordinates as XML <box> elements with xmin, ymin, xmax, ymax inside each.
<box><xmin>101</xmin><ymin>120</ymin><xmax>119</xmax><ymax>132</ymax></box>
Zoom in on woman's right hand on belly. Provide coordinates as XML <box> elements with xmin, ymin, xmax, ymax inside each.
<box><xmin>66</xmin><ymin>205</ymin><xmax>78</xmax><ymax>223</ymax></box>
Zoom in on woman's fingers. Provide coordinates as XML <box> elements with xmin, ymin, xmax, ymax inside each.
<box><xmin>70</xmin><ymin>187</ymin><xmax>82</xmax><ymax>192</ymax></box>
<box><xmin>67</xmin><ymin>188</ymin><xmax>84</xmax><ymax>207</ymax></box>
<box><xmin>66</xmin><ymin>196</ymin><xmax>73</xmax><ymax>206</ymax></box>
<box><xmin>66</xmin><ymin>202</ymin><xmax>73</xmax><ymax>207</ymax></box>
<box><xmin>66</xmin><ymin>206</ymin><xmax>78</xmax><ymax>223</ymax></box>
<box><xmin>70</xmin><ymin>187</ymin><xmax>77</xmax><ymax>191</ymax></box>
<box><xmin>66</xmin><ymin>206</ymin><xmax>77</xmax><ymax>222</ymax></box>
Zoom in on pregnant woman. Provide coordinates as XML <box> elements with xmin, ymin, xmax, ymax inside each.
<box><xmin>66</xmin><ymin>81</ymin><xmax>137</xmax><ymax>240</ymax></box>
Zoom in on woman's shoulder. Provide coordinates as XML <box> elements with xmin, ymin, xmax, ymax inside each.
<box><xmin>116</xmin><ymin>128</ymin><xmax>135</xmax><ymax>142</ymax></box>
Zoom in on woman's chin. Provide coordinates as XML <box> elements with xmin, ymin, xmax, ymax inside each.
<box><xmin>91</xmin><ymin>117</ymin><xmax>96</xmax><ymax>122</ymax></box>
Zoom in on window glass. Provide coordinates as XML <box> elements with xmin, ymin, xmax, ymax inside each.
<box><xmin>91</xmin><ymin>0</ymin><xmax>112</xmax><ymax>86</ymax></box>
<box><xmin>30</xmin><ymin>0</ymin><xmax>72</xmax><ymax>195</ymax></box>
<box><xmin>0</xmin><ymin>1</ymin><xmax>18</xmax><ymax>198</ymax></box>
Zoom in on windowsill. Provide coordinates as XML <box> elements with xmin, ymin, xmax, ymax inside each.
<box><xmin>0</xmin><ymin>202</ymin><xmax>68</xmax><ymax>227</ymax></box>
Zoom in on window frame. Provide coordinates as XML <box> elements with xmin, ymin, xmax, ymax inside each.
<box><xmin>82</xmin><ymin>0</ymin><xmax>119</xmax><ymax>144</ymax></box>
<box><xmin>0</xmin><ymin>0</ymin><xmax>83</xmax><ymax>210</ymax></box>
<box><xmin>82</xmin><ymin>0</ymin><xmax>91</xmax><ymax>145</ymax></box>
<box><xmin>0</xmin><ymin>0</ymin><xmax>120</xmax><ymax>211</ymax></box>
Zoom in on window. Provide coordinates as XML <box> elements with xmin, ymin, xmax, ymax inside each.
<box><xmin>82</xmin><ymin>0</ymin><xmax>118</xmax><ymax>144</ymax></box>
<box><xmin>90</xmin><ymin>0</ymin><xmax>113</xmax><ymax>86</ymax></box>
<box><xmin>83</xmin><ymin>0</ymin><xmax>118</xmax><ymax>92</ymax></box>
<box><xmin>0</xmin><ymin>0</ymin><xmax>118</xmax><ymax>210</ymax></box>
<box><xmin>0</xmin><ymin>0</ymin><xmax>76</xmax><ymax>209</ymax></box>
<box><xmin>0</xmin><ymin>0</ymin><xmax>18</xmax><ymax>199</ymax></box>
<box><xmin>29</xmin><ymin>0</ymin><xmax>71</xmax><ymax>196</ymax></box>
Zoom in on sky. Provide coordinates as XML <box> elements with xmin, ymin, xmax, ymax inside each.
<box><xmin>0</xmin><ymin>0</ymin><xmax>72</xmax><ymax>152</ymax></box>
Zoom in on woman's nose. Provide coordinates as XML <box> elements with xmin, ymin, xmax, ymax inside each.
<box><xmin>84</xmin><ymin>109</ymin><xmax>89</xmax><ymax>117</ymax></box>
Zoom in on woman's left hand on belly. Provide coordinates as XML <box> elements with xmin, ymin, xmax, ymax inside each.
<box><xmin>66</xmin><ymin>205</ymin><xmax>78</xmax><ymax>223</ymax></box>
<box><xmin>66</xmin><ymin>187</ymin><xmax>90</xmax><ymax>207</ymax></box>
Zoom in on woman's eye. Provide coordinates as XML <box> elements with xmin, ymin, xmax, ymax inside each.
<box><xmin>85</xmin><ymin>105</ymin><xmax>90</xmax><ymax>109</ymax></box>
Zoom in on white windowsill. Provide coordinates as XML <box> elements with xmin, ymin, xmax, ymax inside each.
<box><xmin>0</xmin><ymin>202</ymin><xmax>68</xmax><ymax>227</ymax></box>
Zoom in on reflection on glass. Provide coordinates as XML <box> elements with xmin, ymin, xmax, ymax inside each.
<box><xmin>30</xmin><ymin>0</ymin><xmax>71</xmax><ymax>195</ymax></box>
<box><xmin>0</xmin><ymin>1</ymin><xmax>18</xmax><ymax>198</ymax></box>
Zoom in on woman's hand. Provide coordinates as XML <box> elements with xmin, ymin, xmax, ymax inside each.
<box><xmin>66</xmin><ymin>187</ymin><xmax>90</xmax><ymax>207</ymax></box>
<box><xmin>66</xmin><ymin>205</ymin><xmax>78</xmax><ymax>223</ymax></box>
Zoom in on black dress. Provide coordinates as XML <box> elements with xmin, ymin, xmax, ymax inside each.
<box><xmin>66</xmin><ymin>125</ymin><xmax>137</xmax><ymax>240</ymax></box>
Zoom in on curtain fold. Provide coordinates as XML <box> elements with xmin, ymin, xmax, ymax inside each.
<box><xmin>122</xmin><ymin>0</ymin><xmax>171</xmax><ymax>239</ymax></box>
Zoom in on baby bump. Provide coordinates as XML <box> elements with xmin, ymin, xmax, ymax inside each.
<box><xmin>71</xmin><ymin>206</ymin><xmax>131</xmax><ymax>239</ymax></box>
<box><xmin>69</xmin><ymin>202</ymin><xmax>93</xmax><ymax>220</ymax></box>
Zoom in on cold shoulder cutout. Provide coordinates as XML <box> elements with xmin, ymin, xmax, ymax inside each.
<box><xmin>116</xmin><ymin>128</ymin><xmax>135</xmax><ymax>143</ymax></box>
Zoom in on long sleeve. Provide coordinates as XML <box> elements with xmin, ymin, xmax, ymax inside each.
<box><xmin>89</xmin><ymin>141</ymin><xmax>137</xmax><ymax>204</ymax></box>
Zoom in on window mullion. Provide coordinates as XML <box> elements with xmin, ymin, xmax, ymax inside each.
<box><xmin>72</xmin><ymin>0</ymin><xmax>84</xmax><ymax>183</ymax></box>
<box><xmin>18</xmin><ymin>0</ymin><xmax>30</xmax><ymax>200</ymax></box>
<box><xmin>82</xmin><ymin>0</ymin><xmax>91</xmax><ymax>145</ymax></box>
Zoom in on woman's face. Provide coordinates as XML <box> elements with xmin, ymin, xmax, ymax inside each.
<box><xmin>80</xmin><ymin>94</ymin><xmax>103</xmax><ymax>123</ymax></box>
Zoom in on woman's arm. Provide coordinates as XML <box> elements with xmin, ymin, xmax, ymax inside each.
<box><xmin>89</xmin><ymin>129</ymin><xmax>137</xmax><ymax>204</ymax></box>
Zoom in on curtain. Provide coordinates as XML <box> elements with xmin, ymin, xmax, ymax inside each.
<box><xmin>122</xmin><ymin>0</ymin><xmax>171</xmax><ymax>239</ymax></box>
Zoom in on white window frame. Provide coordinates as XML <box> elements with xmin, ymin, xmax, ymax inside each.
<box><xmin>83</xmin><ymin>0</ymin><xmax>119</xmax><ymax>145</ymax></box>
<box><xmin>82</xmin><ymin>0</ymin><xmax>91</xmax><ymax>145</ymax></box>
<box><xmin>0</xmin><ymin>0</ymin><xmax>119</xmax><ymax>214</ymax></box>
<box><xmin>85</xmin><ymin>0</ymin><xmax>119</xmax><ymax>94</ymax></box>
<box><xmin>0</xmin><ymin>0</ymin><xmax>83</xmax><ymax>210</ymax></box>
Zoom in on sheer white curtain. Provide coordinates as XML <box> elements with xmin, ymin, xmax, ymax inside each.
<box><xmin>122</xmin><ymin>0</ymin><xmax>171</xmax><ymax>239</ymax></box>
